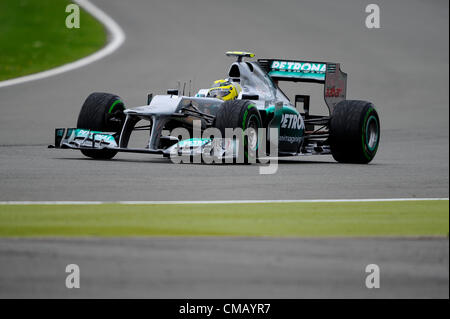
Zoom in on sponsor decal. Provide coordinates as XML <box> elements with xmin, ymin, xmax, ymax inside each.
<box><xmin>76</xmin><ymin>130</ymin><xmax>115</xmax><ymax>142</ymax></box>
<box><xmin>177</xmin><ymin>138</ymin><xmax>211</xmax><ymax>148</ymax></box>
<box><xmin>75</xmin><ymin>129</ymin><xmax>116</xmax><ymax>143</ymax></box>
<box><xmin>280</xmin><ymin>113</ymin><xmax>303</xmax><ymax>130</ymax></box>
<box><xmin>279</xmin><ymin>135</ymin><xmax>303</xmax><ymax>144</ymax></box>
<box><xmin>271</xmin><ymin>61</ymin><xmax>326</xmax><ymax>73</ymax></box>
<box><xmin>325</xmin><ymin>86</ymin><xmax>343</xmax><ymax>98</ymax></box>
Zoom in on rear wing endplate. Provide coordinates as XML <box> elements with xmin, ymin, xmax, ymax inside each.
<box><xmin>258</xmin><ymin>59</ymin><xmax>347</xmax><ymax>114</ymax></box>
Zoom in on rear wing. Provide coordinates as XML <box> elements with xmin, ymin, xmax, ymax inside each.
<box><xmin>258</xmin><ymin>59</ymin><xmax>347</xmax><ymax>114</ymax></box>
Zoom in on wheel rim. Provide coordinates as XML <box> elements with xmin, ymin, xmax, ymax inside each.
<box><xmin>366</xmin><ymin>115</ymin><xmax>379</xmax><ymax>151</ymax></box>
<box><xmin>246</xmin><ymin>114</ymin><xmax>259</xmax><ymax>151</ymax></box>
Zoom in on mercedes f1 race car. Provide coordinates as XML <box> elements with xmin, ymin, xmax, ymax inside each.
<box><xmin>51</xmin><ymin>51</ymin><xmax>380</xmax><ymax>164</ymax></box>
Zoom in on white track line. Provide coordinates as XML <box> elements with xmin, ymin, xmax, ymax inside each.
<box><xmin>0</xmin><ymin>0</ymin><xmax>125</xmax><ymax>89</ymax></box>
<box><xmin>0</xmin><ymin>198</ymin><xmax>448</xmax><ymax>205</ymax></box>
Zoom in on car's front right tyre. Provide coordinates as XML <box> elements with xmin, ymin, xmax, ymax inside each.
<box><xmin>214</xmin><ymin>100</ymin><xmax>262</xmax><ymax>163</ymax></box>
<box><xmin>76</xmin><ymin>92</ymin><xmax>125</xmax><ymax>159</ymax></box>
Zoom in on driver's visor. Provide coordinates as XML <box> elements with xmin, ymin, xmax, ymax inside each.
<box><xmin>208</xmin><ymin>88</ymin><xmax>231</xmax><ymax>98</ymax></box>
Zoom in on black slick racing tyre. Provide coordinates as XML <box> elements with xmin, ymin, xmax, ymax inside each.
<box><xmin>329</xmin><ymin>100</ymin><xmax>380</xmax><ymax>164</ymax></box>
<box><xmin>214</xmin><ymin>100</ymin><xmax>262</xmax><ymax>163</ymax></box>
<box><xmin>76</xmin><ymin>92</ymin><xmax>125</xmax><ymax>159</ymax></box>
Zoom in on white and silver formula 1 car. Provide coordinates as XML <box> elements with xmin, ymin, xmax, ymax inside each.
<box><xmin>51</xmin><ymin>51</ymin><xmax>380</xmax><ymax>164</ymax></box>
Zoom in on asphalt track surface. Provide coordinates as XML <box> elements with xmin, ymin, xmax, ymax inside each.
<box><xmin>0</xmin><ymin>0</ymin><xmax>448</xmax><ymax>298</ymax></box>
<box><xmin>0</xmin><ymin>237</ymin><xmax>448</xmax><ymax>298</ymax></box>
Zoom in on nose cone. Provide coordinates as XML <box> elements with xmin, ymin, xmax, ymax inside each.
<box><xmin>124</xmin><ymin>95</ymin><xmax>181</xmax><ymax>116</ymax></box>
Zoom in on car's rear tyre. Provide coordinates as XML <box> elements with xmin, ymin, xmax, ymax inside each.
<box><xmin>76</xmin><ymin>92</ymin><xmax>125</xmax><ymax>159</ymax></box>
<box><xmin>214</xmin><ymin>100</ymin><xmax>262</xmax><ymax>163</ymax></box>
<box><xmin>329</xmin><ymin>100</ymin><xmax>380</xmax><ymax>164</ymax></box>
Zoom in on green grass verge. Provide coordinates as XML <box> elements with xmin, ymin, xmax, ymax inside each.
<box><xmin>0</xmin><ymin>201</ymin><xmax>448</xmax><ymax>237</ymax></box>
<box><xmin>0</xmin><ymin>0</ymin><xmax>106</xmax><ymax>81</ymax></box>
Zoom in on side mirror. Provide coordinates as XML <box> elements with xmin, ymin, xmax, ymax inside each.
<box><xmin>147</xmin><ymin>93</ymin><xmax>153</xmax><ymax>105</ymax></box>
<box><xmin>242</xmin><ymin>94</ymin><xmax>259</xmax><ymax>100</ymax></box>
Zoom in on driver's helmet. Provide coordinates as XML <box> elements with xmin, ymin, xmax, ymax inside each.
<box><xmin>207</xmin><ymin>79</ymin><xmax>241</xmax><ymax>101</ymax></box>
